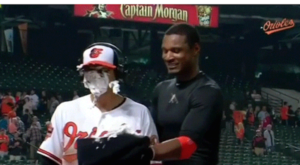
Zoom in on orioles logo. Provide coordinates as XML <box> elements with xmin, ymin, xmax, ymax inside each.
<box><xmin>62</xmin><ymin>122</ymin><xmax>142</xmax><ymax>162</ymax></box>
<box><xmin>90</xmin><ymin>48</ymin><xmax>103</xmax><ymax>58</ymax></box>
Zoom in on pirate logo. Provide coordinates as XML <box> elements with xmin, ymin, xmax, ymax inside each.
<box><xmin>90</xmin><ymin>48</ymin><xmax>103</xmax><ymax>58</ymax></box>
<box><xmin>197</xmin><ymin>6</ymin><xmax>212</xmax><ymax>27</ymax></box>
<box><xmin>85</xmin><ymin>4</ymin><xmax>114</xmax><ymax>19</ymax></box>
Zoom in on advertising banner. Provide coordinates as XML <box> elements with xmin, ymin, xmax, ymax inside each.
<box><xmin>18</xmin><ymin>23</ymin><xmax>28</xmax><ymax>54</ymax></box>
<box><xmin>74</xmin><ymin>5</ymin><xmax>219</xmax><ymax>28</ymax></box>
<box><xmin>4</xmin><ymin>28</ymin><xmax>14</xmax><ymax>53</ymax></box>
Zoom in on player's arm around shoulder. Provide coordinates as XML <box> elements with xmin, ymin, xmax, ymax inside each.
<box><xmin>38</xmin><ymin>102</ymin><xmax>68</xmax><ymax>165</ymax></box>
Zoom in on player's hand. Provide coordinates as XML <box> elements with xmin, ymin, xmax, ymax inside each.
<box><xmin>77</xmin><ymin>133</ymin><xmax>152</xmax><ymax>165</ymax></box>
<box><xmin>150</xmin><ymin>135</ymin><xmax>159</xmax><ymax>145</ymax></box>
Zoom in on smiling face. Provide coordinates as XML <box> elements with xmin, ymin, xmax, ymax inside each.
<box><xmin>161</xmin><ymin>34</ymin><xmax>200</xmax><ymax>75</ymax></box>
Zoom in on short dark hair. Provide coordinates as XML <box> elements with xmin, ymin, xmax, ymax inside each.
<box><xmin>165</xmin><ymin>23</ymin><xmax>200</xmax><ymax>48</ymax></box>
<box><xmin>283</xmin><ymin>101</ymin><xmax>287</xmax><ymax>105</ymax></box>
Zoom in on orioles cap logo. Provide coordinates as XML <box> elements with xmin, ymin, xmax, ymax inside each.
<box><xmin>90</xmin><ymin>48</ymin><xmax>103</xmax><ymax>58</ymax></box>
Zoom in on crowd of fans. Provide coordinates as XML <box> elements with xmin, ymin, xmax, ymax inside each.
<box><xmin>223</xmin><ymin>89</ymin><xmax>300</xmax><ymax>157</ymax></box>
<box><xmin>0</xmin><ymin>89</ymin><xmax>79</xmax><ymax>163</ymax></box>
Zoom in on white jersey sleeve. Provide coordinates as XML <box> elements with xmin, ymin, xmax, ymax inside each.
<box><xmin>141</xmin><ymin>110</ymin><xmax>162</xmax><ymax>165</ymax></box>
<box><xmin>142</xmin><ymin>107</ymin><xmax>158</xmax><ymax>140</ymax></box>
<box><xmin>37</xmin><ymin>103</ymin><xmax>65</xmax><ymax>165</ymax></box>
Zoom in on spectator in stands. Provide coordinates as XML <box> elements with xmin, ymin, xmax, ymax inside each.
<box><xmin>0</xmin><ymin>129</ymin><xmax>9</xmax><ymax>159</ymax></box>
<box><xmin>29</xmin><ymin>90</ymin><xmax>39</xmax><ymax>111</ymax></box>
<box><xmin>45</xmin><ymin>121</ymin><xmax>51</xmax><ymax>140</ymax></box>
<box><xmin>287</xmin><ymin>105</ymin><xmax>296</xmax><ymax>127</ymax></box>
<box><xmin>49</xmin><ymin>95</ymin><xmax>59</xmax><ymax>116</ymax></box>
<box><xmin>263</xmin><ymin>124</ymin><xmax>275</xmax><ymax>153</ymax></box>
<box><xmin>15</xmin><ymin>92</ymin><xmax>21</xmax><ymax>104</ymax></box>
<box><xmin>16</xmin><ymin>117</ymin><xmax>24</xmax><ymax>136</ymax></box>
<box><xmin>248</xmin><ymin>103</ymin><xmax>253</xmax><ymax>109</ymax></box>
<box><xmin>9</xmin><ymin>133</ymin><xmax>22</xmax><ymax>162</ymax></box>
<box><xmin>39</xmin><ymin>90</ymin><xmax>48</xmax><ymax>115</ymax></box>
<box><xmin>0</xmin><ymin>115</ymin><xmax>8</xmax><ymax>130</ymax></box>
<box><xmin>32</xmin><ymin>116</ymin><xmax>41</xmax><ymax>130</ymax></box>
<box><xmin>20</xmin><ymin>92</ymin><xmax>27</xmax><ymax>100</ymax></box>
<box><xmin>254</xmin><ymin>105</ymin><xmax>260</xmax><ymax>117</ymax></box>
<box><xmin>224</xmin><ymin>103</ymin><xmax>234</xmax><ymax>133</ymax></box>
<box><xmin>8</xmin><ymin>117</ymin><xmax>18</xmax><ymax>134</ymax></box>
<box><xmin>235</xmin><ymin>122</ymin><xmax>245</xmax><ymax>145</ymax></box>
<box><xmin>256</xmin><ymin>124</ymin><xmax>263</xmax><ymax>135</ymax></box>
<box><xmin>7</xmin><ymin>91</ymin><xmax>16</xmax><ymax>104</ymax></box>
<box><xmin>258</xmin><ymin>105</ymin><xmax>268</xmax><ymax>123</ymax></box>
<box><xmin>246</xmin><ymin>107</ymin><xmax>255</xmax><ymax>126</ymax></box>
<box><xmin>233</xmin><ymin>110</ymin><xmax>244</xmax><ymax>126</ymax></box>
<box><xmin>8</xmin><ymin>105</ymin><xmax>17</xmax><ymax>119</ymax></box>
<box><xmin>15</xmin><ymin>96</ymin><xmax>24</xmax><ymax>117</ymax></box>
<box><xmin>47</xmin><ymin>96</ymin><xmax>52</xmax><ymax>112</ymax></box>
<box><xmin>270</xmin><ymin>107</ymin><xmax>277</xmax><ymax>122</ymax></box>
<box><xmin>22</xmin><ymin>109</ymin><xmax>32</xmax><ymax>130</ymax></box>
<box><xmin>57</xmin><ymin>93</ymin><xmax>63</xmax><ymax>103</ymax></box>
<box><xmin>252</xmin><ymin>130</ymin><xmax>265</xmax><ymax>156</ymax></box>
<box><xmin>262</xmin><ymin>113</ymin><xmax>272</xmax><ymax>130</ymax></box>
<box><xmin>73</xmin><ymin>90</ymin><xmax>79</xmax><ymax>100</ymax></box>
<box><xmin>245</xmin><ymin>91</ymin><xmax>252</xmax><ymax>101</ymax></box>
<box><xmin>251</xmin><ymin>90</ymin><xmax>262</xmax><ymax>102</ymax></box>
<box><xmin>230</xmin><ymin>101</ymin><xmax>236</xmax><ymax>110</ymax></box>
<box><xmin>26</xmin><ymin>121</ymin><xmax>42</xmax><ymax>161</ymax></box>
<box><xmin>1</xmin><ymin>92</ymin><xmax>14</xmax><ymax>116</ymax></box>
<box><xmin>281</xmin><ymin>101</ymin><xmax>289</xmax><ymax>125</ymax></box>
<box><xmin>23</xmin><ymin>96</ymin><xmax>33</xmax><ymax>115</ymax></box>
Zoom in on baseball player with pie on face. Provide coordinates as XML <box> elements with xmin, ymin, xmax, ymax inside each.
<box><xmin>37</xmin><ymin>42</ymin><xmax>158</xmax><ymax>165</ymax></box>
<box><xmin>75</xmin><ymin>24</ymin><xmax>223</xmax><ymax>165</ymax></box>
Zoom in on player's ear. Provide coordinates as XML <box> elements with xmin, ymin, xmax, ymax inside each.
<box><xmin>107</xmin><ymin>69</ymin><xmax>116</xmax><ymax>82</ymax></box>
<box><xmin>193</xmin><ymin>43</ymin><xmax>200</xmax><ymax>56</ymax></box>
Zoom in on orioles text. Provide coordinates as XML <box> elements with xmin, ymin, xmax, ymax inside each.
<box><xmin>263</xmin><ymin>19</ymin><xmax>295</xmax><ymax>35</ymax></box>
<box><xmin>63</xmin><ymin>122</ymin><xmax>141</xmax><ymax>152</ymax></box>
<box><xmin>120</xmin><ymin>5</ymin><xmax>188</xmax><ymax>22</ymax></box>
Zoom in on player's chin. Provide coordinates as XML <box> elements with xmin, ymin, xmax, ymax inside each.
<box><xmin>167</xmin><ymin>68</ymin><xmax>181</xmax><ymax>74</ymax></box>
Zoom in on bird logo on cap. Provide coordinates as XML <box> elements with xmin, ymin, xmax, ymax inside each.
<box><xmin>90</xmin><ymin>48</ymin><xmax>103</xmax><ymax>58</ymax></box>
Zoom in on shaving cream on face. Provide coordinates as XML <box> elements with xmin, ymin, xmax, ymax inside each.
<box><xmin>83</xmin><ymin>70</ymin><xmax>110</xmax><ymax>98</ymax></box>
<box><xmin>83</xmin><ymin>70</ymin><xmax>121</xmax><ymax>102</ymax></box>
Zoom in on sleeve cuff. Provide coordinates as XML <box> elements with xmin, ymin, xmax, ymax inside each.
<box><xmin>37</xmin><ymin>148</ymin><xmax>62</xmax><ymax>165</ymax></box>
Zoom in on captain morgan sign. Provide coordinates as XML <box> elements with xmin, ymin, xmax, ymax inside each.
<box><xmin>74</xmin><ymin>5</ymin><xmax>219</xmax><ymax>28</ymax></box>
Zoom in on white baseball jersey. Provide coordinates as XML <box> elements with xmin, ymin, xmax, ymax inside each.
<box><xmin>37</xmin><ymin>95</ymin><xmax>158</xmax><ymax>165</ymax></box>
